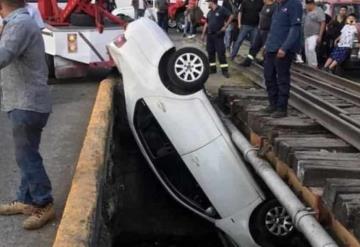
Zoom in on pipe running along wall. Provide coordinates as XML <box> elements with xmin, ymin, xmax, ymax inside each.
<box><xmin>218</xmin><ymin>112</ymin><xmax>338</xmax><ymax>247</ymax></box>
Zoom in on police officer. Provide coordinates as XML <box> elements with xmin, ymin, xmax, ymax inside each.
<box><xmin>201</xmin><ymin>0</ymin><xmax>233</xmax><ymax>78</ymax></box>
<box><xmin>263</xmin><ymin>0</ymin><xmax>302</xmax><ymax>118</ymax></box>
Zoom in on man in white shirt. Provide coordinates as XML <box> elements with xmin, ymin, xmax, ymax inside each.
<box><xmin>303</xmin><ymin>0</ymin><xmax>325</xmax><ymax>68</ymax></box>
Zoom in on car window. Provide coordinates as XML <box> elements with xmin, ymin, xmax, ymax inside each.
<box><xmin>134</xmin><ymin>99</ymin><xmax>220</xmax><ymax>219</ymax></box>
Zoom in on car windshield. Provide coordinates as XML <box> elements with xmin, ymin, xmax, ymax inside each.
<box><xmin>333</xmin><ymin>4</ymin><xmax>360</xmax><ymax>22</ymax></box>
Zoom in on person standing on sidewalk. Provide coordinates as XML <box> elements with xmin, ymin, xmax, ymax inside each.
<box><xmin>240</xmin><ymin>0</ymin><xmax>276</xmax><ymax>66</ymax></box>
<box><xmin>201</xmin><ymin>0</ymin><xmax>233</xmax><ymax>78</ymax></box>
<box><xmin>156</xmin><ymin>0</ymin><xmax>169</xmax><ymax>32</ymax></box>
<box><xmin>132</xmin><ymin>0</ymin><xmax>146</xmax><ymax>19</ymax></box>
<box><xmin>303</xmin><ymin>0</ymin><xmax>325</xmax><ymax>68</ymax></box>
<box><xmin>0</xmin><ymin>0</ymin><xmax>55</xmax><ymax>230</ymax></box>
<box><xmin>263</xmin><ymin>0</ymin><xmax>303</xmax><ymax>118</ymax></box>
<box><xmin>230</xmin><ymin>0</ymin><xmax>263</xmax><ymax>60</ymax></box>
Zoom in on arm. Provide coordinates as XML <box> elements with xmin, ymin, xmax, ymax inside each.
<box><xmin>0</xmin><ymin>23</ymin><xmax>29</xmax><ymax>69</ymax></box>
<box><xmin>238</xmin><ymin>12</ymin><xmax>241</xmax><ymax>28</ymax></box>
<box><xmin>318</xmin><ymin>21</ymin><xmax>326</xmax><ymax>43</ymax></box>
<box><xmin>225</xmin><ymin>14</ymin><xmax>234</xmax><ymax>28</ymax></box>
<box><xmin>278</xmin><ymin>3</ymin><xmax>303</xmax><ymax>57</ymax></box>
<box><xmin>201</xmin><ymin>22</ymin><xmax>208</xmax><ymax>41</ymax></box>
<box><xmin>280</xmin><ymin>25</ymin><xmax>301</xmax><ymax>52</ymax></box>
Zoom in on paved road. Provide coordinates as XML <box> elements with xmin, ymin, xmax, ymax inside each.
<box><xmin>0</xmin><ymin>79</ymin><xmax>99</xmax><ymax>247</ymax></box>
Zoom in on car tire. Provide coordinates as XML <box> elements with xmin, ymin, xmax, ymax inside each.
<box><xmin>167</xmin><ymin>47</ymin><xmax>209</xmax><ymax>94</ymax></box>
<box><xmin>168</xmin><ymin>18</ymin><xmax>177</xmax><ymax>29</ymax></box>
<box><xmin>252</xmin><ymin>199</ymin><xmax>295</xmax><ymax>246</ymax></box>
<box><xmin>70</xmin><ymin>13</ymin><xmax>95</xmax><ymax>26</ymax></box>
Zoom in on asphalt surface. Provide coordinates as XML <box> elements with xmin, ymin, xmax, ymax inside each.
<box><xmin>0</xmin><ymin>78</ymin><xmax>99</xmax><ymax>247</ymax></box>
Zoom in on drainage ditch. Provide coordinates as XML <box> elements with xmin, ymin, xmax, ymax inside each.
<box><xmin>96</xmin><ymin>87</ymin><xmax>225</xmax><ymax>247</ymax></box>
<box><xmin>94</xmin><ymin>86</ymin><xmax>311</xmax><ymax>247</ymax></box>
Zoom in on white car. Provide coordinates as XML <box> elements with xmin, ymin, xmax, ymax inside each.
<box><xmin>108</xmin><ymin>18</ymin><xmax>296</xmax><ymax>247</ymax></box>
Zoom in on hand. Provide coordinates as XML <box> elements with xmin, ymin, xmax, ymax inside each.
<box><xmin>238</xmin><ymin>24</ymin><xmax>241</xmax><ymax>29</ymax></box>
<box><xmin>220</xmin><ymin>26</ymin><xmax>227</xmax><ymax>33</ymax></box>
<box><xmin>276</xmin><ymin>49</ymin><xmax>286</xmax><ymax>58</ymax></box>
<box><xmin>201</xmin><ymin>34</ymin><xmax>206</xmax><ymax>42</ymax></box>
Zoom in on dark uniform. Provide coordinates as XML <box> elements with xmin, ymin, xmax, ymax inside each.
<box><xmin>263</xmin><ymin>0</ymin><xmax>302</xmax><ymax>115</ymax></box>
<box><xmin>242</xmin><ymin>3</ymin><xmax>276</xmax><ymax>66</ymax></box>
<box><xmin>206</xmin><ymin>5</ymin><xmax>231</xmax><ymax>74</ymax></box>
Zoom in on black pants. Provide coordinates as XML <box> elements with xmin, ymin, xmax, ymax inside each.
<box><xmin>157</xmin><ymin>12</ymin><xmax>168</xmax><ymax>33</ymax></box>
<box><xmin>248</xmin><ymin>30</ymin><xmax>269</xmax><ymax>58</ymax></box>
<box><xmin>207</xmin><ymin>32</ymin><xmax>228</xmax><ymax>72</ymax></box>
<box><xmin>263</xmin><ymin>52</ymin><xmax>294</xmax><ymax>111</ymax></box>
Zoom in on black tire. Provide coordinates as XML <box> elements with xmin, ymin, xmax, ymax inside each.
<box><xmin>45</xmin><ymin>54</ymin><xmax>55</xmax><ymax>78</ymax></box>
<box><xmin>117</xmin><ymin>14</ymin><xmax>134</xmax><ymax>23</ymax></box>
<box><xmin>70</xmin><ymin>13</ymin><xmax>95</xmax><ymax>26</ymax></box>
<box><xmin>168</xmin><ymin>18</ymin><xmax>177</xmax><ymax>29</ymax></box>
<box><xmin>251</xmin><ymin>199</ymin><xmax>295</xmax><ymax>246</ymax></box>
<box><xmin>167</xmin><ymin>47</ymin><xmax>209</xmax><ymax>94</ymax></box>
<box><xmin>176</xmin><ymin>11</ymin><xmax>185</xmax><ymax>31</ymax></box>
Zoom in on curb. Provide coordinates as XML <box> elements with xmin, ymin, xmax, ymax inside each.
<box><xmin>53</xmin><ymin>77</ymin><xmax>117</xmax><ymax>247</ymax></box>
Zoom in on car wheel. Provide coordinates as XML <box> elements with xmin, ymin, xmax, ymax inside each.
<box><xmin>167</xmin><ymin>47</ymin><xmax>209</xmax><ymax>93</ymax></box>
<box><xmin>70</xmin><ymin>13</ymin><xmax>95</xmax><ymax>26</ymax></box>
<box><xmin>252</xmin><ymin>199</ymin><xmax>295</xmax><ymax>246</ymax></box>
<box><xmin>168</xmin><ymin>18</ymin><xmax>177</xmax><ymax>29</ymax></box>
<box><xmin>176</xmin><ymin>12</ymin><xmax>185</xmax><ymax>31</ymax></box>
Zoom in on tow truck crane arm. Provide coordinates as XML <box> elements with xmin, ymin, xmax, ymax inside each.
<box><xmin>38</xmin><ymin>0</ymin><xmax>126</xmax><ymax>32</ymax></box>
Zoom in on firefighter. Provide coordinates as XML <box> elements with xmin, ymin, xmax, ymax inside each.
<box><xmin>201</xmin><ymin>0</ymin><xmax>233</xmax><ymax>78</ymax></box>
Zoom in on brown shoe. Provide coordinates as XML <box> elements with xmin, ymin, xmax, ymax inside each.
<box><xmin>23</xmin><ymin>203</ymin><xmax>55</xmax><ymax>230</ymax></box>
<box><xmin>0</xmin><ymin>201</ymin><xmax>34</xmax><ymax>215</ymax></box>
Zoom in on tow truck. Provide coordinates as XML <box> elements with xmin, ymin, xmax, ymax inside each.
<box><xmin>33</xmin><ymin>0</ymin><xmax>126</xmax><ymax>79</ymax></box>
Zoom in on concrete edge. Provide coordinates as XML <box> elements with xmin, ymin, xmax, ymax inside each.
<box><xmin>52</xmin><ymin>77</ymin><xmax>117</xmax><ymax>247</ymax></box>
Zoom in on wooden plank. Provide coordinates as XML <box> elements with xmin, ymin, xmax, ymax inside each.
<box><xmin>296</xmin><ymin>161</ymin><xmax>360</xmax><ymax>187</ymax></box>
<box><xmin>322</xmin><ymin>179</ymin><xmax>360</xmax><ymax>209</ymax></box>
<box><xmin>291</xmin><ymin>151</ymin><xmax>360</xmax><ymax>168</ymax></box>
<box><xmin>333</xmin><ymin>194</ymin><xmax>360</xmax><ymax>228</ymax></box>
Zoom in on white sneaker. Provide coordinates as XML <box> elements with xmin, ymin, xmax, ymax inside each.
<box><xmin>294</xmin><ymin>54</ymin><xmax>304</xmax><ymax>64</ymax></box>
<box><xmin>187</xmin><ymin>34</ymin><xmax>196</xmax><ymax>39</ymax></box>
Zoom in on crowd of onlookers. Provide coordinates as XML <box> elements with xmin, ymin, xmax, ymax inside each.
<box><xmin>130</xmin><ymin>0</ymin><xmax>359</xmax><ymax>72</ymax></box>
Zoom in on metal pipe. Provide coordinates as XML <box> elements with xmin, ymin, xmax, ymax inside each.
<box><xmin>219</xmin><ymin>113</ymin><xmax>338</xmax><ymax>247</ymax></box>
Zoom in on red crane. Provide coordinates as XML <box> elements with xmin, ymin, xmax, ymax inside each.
<box><xmin>37</xmin><ymin>0</ymin><xmax>126</xmax><ymax>32</ymax></box>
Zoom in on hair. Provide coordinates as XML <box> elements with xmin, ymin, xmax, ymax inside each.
<box><xmin>0</xmin><ymin>0</ymin><xmax>25</xmax><ymax>8</ymax></box>
<box><xmin>209</xmin><ymin>0</ymin><xmax>218</xmax><ymax>4</ymax></box>
<box><xmin>340</xmin><ymin>5</ymin><xmax>348</xmax><ymax>10</ymax></box>
<box><xmin>348</xmin><ymin>13</ymin><xmax>357</xmax><ymax>19</ymax></box>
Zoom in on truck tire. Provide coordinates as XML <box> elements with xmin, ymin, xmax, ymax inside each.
<box><xmin>70</xmin><ymin>13</ymin><xmax>95</xmax><ymax>26</ymax></box>
<box><xmin>167</xmin><ymin>47</ymin><xmax>209</xmax><ymax>94</ymax></box>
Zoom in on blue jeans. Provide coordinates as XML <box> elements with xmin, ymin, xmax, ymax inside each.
<box><xmin>224</xmin><ymin>25</ymin><xmax>233</xmax><ymax>49</ymax></box>
<box><xmin>263</xmin><ymin>52</ymin><xmax>294</xmax><ymax>111</ymax></box>
<box><xmin>183</xmin><ymin>13</ymin><xmax>194</xmax><ymax>35</ymax></box>
<box><xmin>8</xmin><ymin>110</ymin><xmax>53</xmax><ymax>206</ymax></box>
<box><xmin>231</xmin><ymin>25</ymin><xmax>258</xmax><ymax>59</ymax></box>
<box><xmin>157</xmin><ymin>12</ymin><xmax>168</xmax><ymax>33</ymax></box>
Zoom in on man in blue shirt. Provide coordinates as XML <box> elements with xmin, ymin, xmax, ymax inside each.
<box><xmin>263</xmin><ymin>0</ymin><xmax>302</xmax><ymax>118</ymax></box>
<box><xmin>0</xmin><ymin>0</ymin><xmax>55</xmax><ymax>230</ymax></box>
